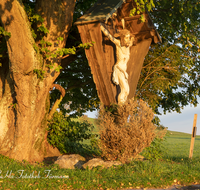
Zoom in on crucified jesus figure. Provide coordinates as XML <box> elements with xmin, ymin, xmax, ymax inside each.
<box><xmin>100</xmin><ymin>23</ymin><xmax>136</xmax><ymax>104</ymax></box>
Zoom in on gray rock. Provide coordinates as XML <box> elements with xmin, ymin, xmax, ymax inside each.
<box><xmin>82</xmin><ymin>158</ymin><xmax>105</xmax><ymax>169</ymax></box>
<box><xmin>55</xmin><ymin>154</ymin><xmax>86</xmax><ymax>169</ymax></box>
<box><xmin>55</xmin><ymin>154</ymin><xmax>123</xmax><ymax>170</ymax></box>
<box><xmin>83</xmin><ymin>158</ymin><xmax>122</xmax><ymax>169</ymax></box>
<box><xmin>103</xmin><ymin>161</ymin><xmax>122</xmax><ymax>168</ymax></box>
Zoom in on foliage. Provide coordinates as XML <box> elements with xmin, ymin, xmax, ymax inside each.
<box><xmin>50</xmin><ymin>48</ymin><xmax>99</xmax><ymax>118</ymax></box>
<box><xmin>98</xmin><ymin>99</ymin><xmax>156</xmax><ymax>163</ymax></box>
<box><xmin>49</xmin><ymin>0</ymin><xmax>99</xmax><ymax>118</ymax></box>
<box><xmin>0</xmin><ymin>27</ymin><xmax>11</xmax><ymax>37</ymax></box>
<box><xmin>47</xmin><ymin>112</ymin><xmax>98</xmax><ymax>155</ymax></box>
<box><xmin>130</xmin><ymin>0</ymin><xmax>155</xmax><ymax>22</ymax></box>
<box><xmin>73</xmin><ymin>0</ymin><xmax>98</xmax><ymax>22</ymax></box>
<box><xmin>9</xmin><ymin>103</ymin><xmax>17</xmax><ymax>109</ymax></box>
<box><xmin>136</xmin><ymin>0</ymin><xmax>200</xmax><ymax>114</ymax></box>
<box><xmin>33</xmin><ymin>69</ymin><xmax>46</xmax><ymax>80</ymax></box>
<box><xmin>142</xmin><ymin>137</ymin><xmax>165</xmax><ymax>161</ymax></box>
<box><xmin>142</xmin><ymin>125</ymin><xmax>167</xmax><ymax>160</ymax></box>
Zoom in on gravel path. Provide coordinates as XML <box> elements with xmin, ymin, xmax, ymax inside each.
<box><xmin>124</xmin><ymin>184</ymin><xmax>200</xmax><ymax>190</ymax></box>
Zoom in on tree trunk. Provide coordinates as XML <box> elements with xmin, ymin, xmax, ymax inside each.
<box><xmin>0</xmin><ymin>0</ymin><xmax>75</xmax><ymax>162</ymax></box>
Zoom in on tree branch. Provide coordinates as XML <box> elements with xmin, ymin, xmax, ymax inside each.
<box><xmin>50</xmin><ymin>84</ymin><xmax>65</xmax><ymax>97</ymax></box>
<box><xmin>48</xmin><ymin>84</ymin><xmax>66</xmax><ymax>120</ymax></box>
<box><xmin>48</xmin><ymin>95</ymin><xmax>63</xmax><ymax>120</ymax></box>
<box><xmin>140</xmin><ymin>64</ymin><xmax>177</xmax><ymax>89</ymax></box>
<box><xmin>143</xmin><ymin>45</ymin><xmax>175</xmax><ymax>69</ymax></box>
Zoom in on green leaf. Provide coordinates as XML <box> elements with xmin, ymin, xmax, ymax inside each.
<box><xmin>57</xmin><ymin>37</ymin><xmax>64</xmax><ymax>41</ymax></box>
<box><xmin>140</xmin><ymin>14</ymin><xmax>146</xmax><ymax>22</ymax></box>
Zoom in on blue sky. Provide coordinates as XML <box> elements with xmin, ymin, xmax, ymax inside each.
<box><xmin>158</xmin><ymin>105</ymin><xmax>200</xmax><ymax>135</ymax></box>
<box><xmin>86</xmin><ymin>104</ymin><xmax>200</xmax><ymax>135</ymax></box>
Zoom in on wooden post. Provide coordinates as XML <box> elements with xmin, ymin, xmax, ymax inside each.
<box><xmin>189</xmin><ymin>114</ymin><xmax>197</xmax><ymax>159</ymax></box>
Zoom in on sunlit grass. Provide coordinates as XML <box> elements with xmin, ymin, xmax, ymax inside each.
<box><xmin>0</xmin><ymin>130</ymin><xmax>200</xmax><ymax>189</ymax></box>
<box><xmin>163</xmin><ymin>131</ymin><xmax>200</xmax><ymax>160</ymax></box>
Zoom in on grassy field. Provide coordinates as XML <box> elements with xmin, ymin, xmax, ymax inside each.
<box><xmin>0</xmin><ymin>129</ymin><xmax>200</xmax><ymax>189</ymax></box>
<box><xmin>162</xmin><ymin>131</ymin><xmax>200</xmax><ymax>160</ymax></box>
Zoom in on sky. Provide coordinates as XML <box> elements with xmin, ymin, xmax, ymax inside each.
<box><xmin>158</xmin><ymin>105</ymin><xmax>200</xmax><ymax>135</ymax></box>
<box><xmin>86</xmin><ymin>104</ymin><xmax>200</xmax><ymax>135</ymax></box>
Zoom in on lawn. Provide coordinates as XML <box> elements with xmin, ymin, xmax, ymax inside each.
<box><xmin>0</xmin><ymin>129</ymin><xmax>200</xmax><ymax>189</ymax></box>
<box><xmin>162</xmin><ymin>131</ymin><xmax>200</xmax><ymax>160</ymax></box>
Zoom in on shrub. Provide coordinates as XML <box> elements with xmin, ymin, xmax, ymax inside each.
<box><xmin>97</xmin><ymin>99</ymin><xmax>156</xmax><ymax>163</ymax></box>
<box><xmin>141</xmin><ymin>137</ymin><xmax>165</xmax><ymax>161</ymax></box>
<box><xmin>141</xmin><ymin>124</ymin><xmax>167</xmax><ymax>160</ymax></box>
<box><xmin>47</xmin><ymin>112</ymin><xmax>97</xmax><ymax>155</ymax></box>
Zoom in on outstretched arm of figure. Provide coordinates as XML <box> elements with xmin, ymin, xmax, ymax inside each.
<box><xmin>100</xmin><ymin>23</ymin><xmax>120</xmax><ymax>46</ymax></box>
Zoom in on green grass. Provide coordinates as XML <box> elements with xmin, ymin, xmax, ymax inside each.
<box><xmin>88</xmin><ymin>118</ymin><xmax>99</xmax><ymax>134</ymax></box>
<box><xmin>0</xmin><ymin>130</ymin><xmax>200</xmax><ymax>189</ymax></box>
<box><xmin>162</xmin><ymin>131</ymin><xmax>200</xmax><ymax>160</ymax></box>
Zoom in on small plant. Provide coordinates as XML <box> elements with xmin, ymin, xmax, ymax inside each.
<box><xmin>141</xmin><ymin>137</ymin><xmax>166</xmax><ymax>161</ymax></box>
<box><xmin>0</xmin><ymin>26</ymin><xmax>11</xmax><ymax>37</ymax></box>
<box><xmin>10</xmin><ymin>103</ymin><xmax>17</xmax><ymax>109</ymax></box>
<box><xmin>98</xmin><ymin>99</ymin><xmax>156</xmax><ymax>163</ymax></box>
<box><xmin>129</xmin><ymin>0</ymin><xmax>155</xmax><ymax>22</ymax></box>
<box><xmin>33</xmin><ymin>69</ymin><xmax>46</xmax><ymax>80</ymax></box>
<box><xmin>47</xmin><ymin>112</ymin><xmax>98</xmax><ymax>155</ymax></box>
<box><xmin>141</xmin><ymin>123</ymin><xmax>167</xmax><ymax>160</ymax></box>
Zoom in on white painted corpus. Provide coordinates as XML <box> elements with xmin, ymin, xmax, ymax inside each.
<box><xmin>100</xmin><ymin>24</ymin><xmax>135</xmax><ymax>104</ymax></box>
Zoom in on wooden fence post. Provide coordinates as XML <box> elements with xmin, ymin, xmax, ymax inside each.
<box><xmin>189</xmin><ymin>114</ymin><xmax>197</xmax><ymax>159</ymax></box>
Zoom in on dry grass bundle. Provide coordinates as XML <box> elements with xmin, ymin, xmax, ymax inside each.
<box><xmin>98</xmin><ymin>99</ymin><xmax>156</xmax><ymax>163</ymax></box>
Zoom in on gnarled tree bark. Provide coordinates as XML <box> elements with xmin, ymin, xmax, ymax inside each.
<box><xmin>0</xmin><ymin>0</ymin><xmax>76</xmax><ymax>162</ymax></box>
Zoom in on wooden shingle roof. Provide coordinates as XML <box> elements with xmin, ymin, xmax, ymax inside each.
<box><xmin>75</xmin><ymin>0</ymin><xmax>161</xmax><ymax>43</ymax></box>
<box><xmin>75</xmin><ymin>0</ymin><xmax>126</xmax><ymax>24</ymax></box>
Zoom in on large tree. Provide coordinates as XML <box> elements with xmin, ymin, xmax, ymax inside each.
<box><xmin>0</xmin><ymin>0</ymin><xmax>80</xmax><ymax>162</ymax></box>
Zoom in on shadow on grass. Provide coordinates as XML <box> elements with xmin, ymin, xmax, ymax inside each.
<box><xmin>162</xmin><ymin>155</ymin><xmax>200</xmax><ymax>164</ymax></box>
<box><xmin>43</xmin><ymin>156</ymin><xmax>59</xmax><ymax>165</ymax></box>
<box><xmin>167</xmin><ymin>136</ymin><xmax>191</xmax><ymax>140</ymax></box>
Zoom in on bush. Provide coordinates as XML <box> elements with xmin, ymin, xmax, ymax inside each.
<box><xmin>47</xmin><ymin>112</ymin><xmax>98</xmax><ymax>155</ymax></box>
<box><xmin>97</xmin><ymin>99</ymin><xmax>156</xmax><ymax>163</ymax></box>
<box><xmin>141</xmin><ymin>137</ymin><xmax>165</xmax><ymax>161</ymax></box>
<box><xmin>141</xmin><ymin>125</ymin><xmax>167</xmax><ymax>160</ymax></box>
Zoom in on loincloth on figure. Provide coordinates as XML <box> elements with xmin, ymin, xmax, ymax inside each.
<box><xmin>112</xmin><ymin>65</ymin><xmax>128</xmax><ymax>85</ymax></box>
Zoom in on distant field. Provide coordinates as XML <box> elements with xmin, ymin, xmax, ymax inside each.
<box><xmin>87</xmin><ymin>117</ymin><xmax>99</xmax><ymax>134</ymax></box>
<box><xmin>162</xmin><ymin>130</ymin><xmax>200</xmax><ymax>160</ymax></box>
